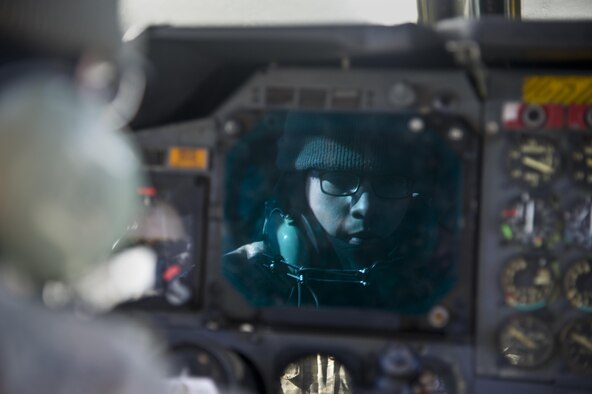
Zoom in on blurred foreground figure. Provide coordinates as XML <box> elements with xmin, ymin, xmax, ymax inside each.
<box><xmin>0</xmin><ymin>0</ymin><xmax>165</xmax><ymax>393</ymax></box>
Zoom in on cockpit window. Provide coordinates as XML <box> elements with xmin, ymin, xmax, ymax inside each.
<box><xmin>119</xmin><ymin>0</ymin><xmax>418</xmax><ymax>32</ymax></box>
<box><xmin>119</xmin><ymin>0</ymin><xmax>592</xmax><ymax>36</ymax></box>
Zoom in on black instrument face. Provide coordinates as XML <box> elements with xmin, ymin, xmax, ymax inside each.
<box><xmin>565</xmin><ymin>199</ymin><xmax>592</xmax><ymax>249</ymax></box>
<box><xmin>507</xmin><ymin>137</ymin><xmax>560</xmax><ymax>188</ymax></box>
<box><xmin>500</xmin><ymin>195</ymin><xmax>561</xmax><ymax>248</ymax></box>
<box><xmin>500</xmin><ymin>255</ymin><xmax>557</xmax><ymax>310</ymax></box>
<box><xmin>499</xmin><ymin>315</ymin><xmax>554</xmax><ymax>368</ymax></box>
<box><xmin>409</xmin><ymin>357</ymin><xmax>460</xmax><ymax>394</ymax></box>
<box><xmin>570</xmin><ymin>137</ymin><xmax>592</xmax><ymax>188</ymax></box>
<box><xmin>561</xmin><ymin>317</ymin><xmax>592</xmax><ymax>375</ymax></box>
<box><xmin>410</xmin><ymin>369</ymin><xmax>454</xmax><ymax>394</ymax></box>
<box><xmin>564</xmin><ymin>260</ymin><xmax>592</xmax><ymax>312</ymax></box>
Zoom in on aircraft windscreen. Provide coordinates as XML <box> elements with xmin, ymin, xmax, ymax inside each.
<box><xmin>223</xmin><ymin>111</ymin><xmax>463</xmax><ymax>314</ymax></box>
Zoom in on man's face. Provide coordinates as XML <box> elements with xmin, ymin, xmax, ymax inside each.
<box><xmin>305</xmin><ymin>171</ymin><xmax>409</xmax><ymax>247</ymax></box>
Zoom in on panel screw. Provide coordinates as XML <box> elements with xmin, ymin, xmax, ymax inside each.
<box><xmin>486</xmin><ymin>121</ymin><xmax>499</xmax><ymax>135</ymax></box>
<box><xmin>433</xmin><ymin>92</ymin><xmax>457</xmax><ymax>111</ymax></box>
<box><xmin>408</xmin><ymin>117</ymin><xmax>424</xmax><ymax>133</ymax></box>
<box><xmin>239</xmin><ymin>323</ymin><xmax>254</xmax><ymax>333</ymax></box>
<box><xmin>448</xmin><ymin>127</ymin><xmax>464</xmax><ymax>141</ymax></box>
<box><xmin>389</xmin><ymin>82</ymin><xmax>417</xmax><ymax>108</ymax></box>
<box><xmin>223</xmin><ymin>119</ymin><xmax>241</xmax><ymax>136</ymax></box>
<box><xmin>428</xmin><ymin>305</ymin><xmax>450</xmax><ymax>329</ymax></box>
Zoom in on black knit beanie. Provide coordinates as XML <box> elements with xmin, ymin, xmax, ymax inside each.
<box><xmin>276</xmin><ymin>112</ymin><xmax>432</xmax><ymax>176</ymax></box>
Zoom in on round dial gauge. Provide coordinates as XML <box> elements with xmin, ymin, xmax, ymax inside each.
<box><xmin>564</xmin><ymin>260</ymin><xmax>592</xmax><ymax>312</ymax></box>
<box><xmin>565</xmin><ymin>198</ymin><xmax>592</xmax><ymax>249</ymax></box>
<box><xmin>499</xmin><ymin>315</ymin><xmax>554</xmax><ymax>368</ymax></box>
<box><xmin>561</xmin><ymin>317</ymin><xmax>592</xmax><ymax>374</ymax></box>
<box><xmin>410</xmin><ymin>360</ymin><xmax>460</xmax><ymax>394</ymax></box>
<box><xmin>167</xmin><ymin>345</ymin><xmax>233</xmax><ymax>385</ymax></box>
<box><xmin>501</xmin><ymin>256</ymin><xmax>558</xmax><ymax>310</ymax></box>
<box><xmin>507</xmin><ymin>137</ymin><xmax>560</xmax><ymax>188</ymax></box>
<box><xmin>500</xmin><ymin>195</ymin><xmax>561</xmax><ymax>248</ymax></box>
<box><xmin>571</xmin><ymin>137</ymin><xmax>592</xmax><ymax>187</ymax></box>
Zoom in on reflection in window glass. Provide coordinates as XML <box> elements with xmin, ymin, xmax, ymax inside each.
<box><xmin>111</xmin><ymin>172</ymin><xmax>207</xmax><ymax>308</ymax></box>
<box><xmin>223</xmin><ymin>112</ymin><xmax>463</xmax><ymax>314</ymax></box>
<box><xmin>281</xmin><ymin>354</ymin><xmax>352</xmax><ymax>394</ymax></box>
<box><xmin>122</xmin><ymin>186</ymin><xmax>194</xmax><ymax>304</ymax></box>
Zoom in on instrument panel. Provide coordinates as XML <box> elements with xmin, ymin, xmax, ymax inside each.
<box><xmin>126</xmin><ymin>21</ymin><xmax>592</xmax><ymax>394</ymax></box>
<box><xmin>477</xmin><ymin>72</ymin><xmax>592</xmax><ymax>389</ymax></box>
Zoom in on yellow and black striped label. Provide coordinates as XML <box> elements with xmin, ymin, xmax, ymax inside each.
<box><xmin>523</xmin><ymin>76</ymin><xmax>592</xmax><ymax>105</ymax></box>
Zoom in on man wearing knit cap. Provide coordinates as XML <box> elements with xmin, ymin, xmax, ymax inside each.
<box><xmin>225</xmin><ymin>111</ymin><xmax>458</xmax><ymax>314</ymax></box>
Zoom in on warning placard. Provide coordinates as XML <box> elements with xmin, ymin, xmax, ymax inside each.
<box><xmin>168</xmin><ymin>147</ymin><xmax>209</xmax><ymax>170</ymax></box>
<box><xmin>523</xmin><ymin>76</ymin><xmax>592</xmax><ymax>105</ymax></box>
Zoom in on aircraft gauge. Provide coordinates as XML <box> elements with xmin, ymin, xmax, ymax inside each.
<box><xmin>564</xmin><ymin>260</ymin><xmax>592</xmax><ymax>312</ymax></box>
<box><xmin>499</xmin><ymin>315</ymin><xmax>554</xmax><ymax>368</ymax></box>
<box><xmin>565</xmin><ymin>198</ymin><xmax>592</xmax><ymax>249</ymax></box>
<box><xmin>501</xmin><ymin>255</ymin><xmax>558</xmax><ymax>310</ymax></box>
<box><xmin>500</xmin><ymin>194</ymin><xmax>561</xmax><ymax>248</ymax></box>
<box><xmin>560</xmin><ymin>317</ymin><xmax>592</xmax><ymax>375</ymax></box>
<box><xmin>507</xmin><ymin>137</ymin><xmax>560</xmax><ymax>188</ymax></box>
<box><xmin>571</xmin><ymin>137</ymin><xmax>592</xmax><ymax>187</ymax></box>
<box><xmin>410</xmin><ymin>359</ymin><xmax>461</xmax><ymax>394</ymax></box>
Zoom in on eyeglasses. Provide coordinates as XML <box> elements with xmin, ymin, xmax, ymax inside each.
<box><xmin>314</xmin><ymin>171</ymin><xmax>416</xmax><ymax>200</ymax></box>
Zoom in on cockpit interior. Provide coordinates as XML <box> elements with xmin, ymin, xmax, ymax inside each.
<box><xmin>5</xmin><ymin>1</ymin><xmax>592</xmax><ymax>393</ymax></box>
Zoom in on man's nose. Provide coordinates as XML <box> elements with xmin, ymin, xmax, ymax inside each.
<box><xmin>350</xmin><ymin>183</ymin><xmax>373</xmax><ymax>219</ymax></box>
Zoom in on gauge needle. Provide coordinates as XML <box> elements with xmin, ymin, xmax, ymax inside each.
<box><xmin>525</xmin><ymin>200</ymin><xmax>535</xmax><ymax>235</ymax></box>
<box><xmin>572</xmin><ymin>333</ymin><xmax>592</xmax><ymax>352</ymax></box>
<box><xmin>509</xmin><ymin>327</ymin><xmax>537</xmax><ymax>349</ymax></box>
<box><xmin>534</xmin><ymin>269</ymin><xmax>550</xmax><ymax>285</ymax></box>
<box><xmin>522</xmin><ymin>157</ymin><xmax>553</xmax><ymax>174</ymax></box>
